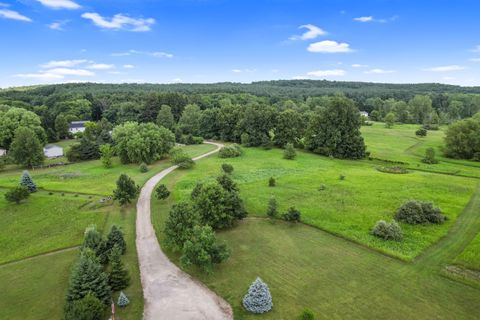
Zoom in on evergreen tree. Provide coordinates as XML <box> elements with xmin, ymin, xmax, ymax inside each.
<box><xmin>282</xmin><ymin>207</ymin><xmax>301</xmax><ymax>222</ymax></box>
<box><xmin>108</xmin><ymin>245</ymin><xmax>130</xmax><ymax>291</ymax></box>
<box><xmin>113</xmin><ymin>174</ymin><xmax>139</xmax><ymax>205</ymax></box>
<box><xmin>268</xmin><ymin>177</ymin><xmax>276</xmax><ymax>187</ymax></box>
<box><xmin>66</xmin><ymin>249</ymin><xmax>111</xmax><ymax>305</ymax></box>
<box><xmin>155</xmin><ymin>184</ymin><xmax>170</xmax><ymax>200</ymax></box>
<box><xmin>305</xmin><ymin>95</ymin><xmax>366</xmax><ymax>159</ymax></box>
<box><xmin>117</xmin><ymin>291</ymin><xmax>130</xmax><ymax>307</ymax></box>
<box><xmin>10</xmin><ymin>127</ymin><xmax>45</xmax><ymax>168</ymax></box>
<box><xmin>243</xmin><ymin>277</ymin><xmax>273</xmax><ymax>314</ymax></box>
<box><xmin>221</xmin><ymin>163</ymin><xmax>234</xmax><ymax>174</ymax></box>
<box><xmin>266</xmin><ymin>197</ymin><xmax>278</xmax><ymax>218</ymax></box>
<box><xmin>4</xmin><ymin>186</ymin><xmax>30</xmax><ymax>204</ymax></box>
<box><xmin>106</xmin><ymin>225</ymin><xmax>127</xmax><ymax>254</ymax></box>
<box><xmin>283</xmin><ymin>143</ymin><xmax>296</xmax><ymax>160</ymax></box>
<box><xmin>99</xmin><ymin>144</ymin><xmax>113</xmax><ymax>168</ymax></box>
<box><xmin>19</xmin><ymin>170</ymin><xmax>37</xmax><ymax>192</ymax></box>
<box><xmin>64</xmin><ymin>292</ymin><xmax>105</xmax><ymax>320</ymax></box>
<box><xmin>82</xmin><ymin>225</ymin><xmax>109</xmax><ymax>265</ymax></box>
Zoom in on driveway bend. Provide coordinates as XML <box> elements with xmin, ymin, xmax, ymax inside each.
<box><xmin>136</xmin><ymin>142</ymin><xmax>233</xmax><ymax>320</ymax></box>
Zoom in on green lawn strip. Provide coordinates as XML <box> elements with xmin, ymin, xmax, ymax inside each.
<box><xmin>454</xmin><ymin>233</ymin><xmax>480</xmax><ymax>271</ymax></box>
<box><xmin>0</xmin><ymin>249</ymin><xmax>77</xmax><ymax>320</ymax></box>
<box><xmin>153</xmin><ymin>146</ymin><xmax>476</xmax><ymax>260</ymax></box>
<box><xmin>0</xmin><ymin>143</ymin><xmax>216</xmax><ymax>195</ymax></box>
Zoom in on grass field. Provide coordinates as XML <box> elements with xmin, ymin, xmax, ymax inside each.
<box><xmin>454</xmin><ymin>233</ymin><xmax>480</xmax><ymax>271</ymax></box>
<box><xmin>0</xmin><ymin>143</ymin><xmax>214</xmax><ymax>195</ymax></box>
<box><xmin>152</xmin><ymin>146</ymin><xmax>476</xmax><ymax>260</ymax></box>
<box><xmin>0</xmin><ymin>143</ymin><xmax>216</xmax><ymax>320</ymax></box>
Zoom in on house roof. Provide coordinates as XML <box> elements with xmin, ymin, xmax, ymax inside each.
<box><xmin>44</xmin><ymin>144</ymin><xmax>63</xmax><ymax>150</ymax></box>
<box><xmin>69</xmin><ymin>121</ymin><xmax>87</xmax><ymax>129</ymax></box>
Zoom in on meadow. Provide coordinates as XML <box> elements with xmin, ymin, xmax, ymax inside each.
<box><xmin>0</xmin><ymin>143</ymin><xmax>216</xmax><ymax>320</ymax></box>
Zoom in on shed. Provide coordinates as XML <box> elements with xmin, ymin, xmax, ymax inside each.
<box><xmin>43</xmin><ymin>144</ymin><xmax>64</xmax><ymax>158</ymax></box>
<box><xmin>0</xmin><ymin>148</ymin><xmax>6</xmax><ymax>157</ymax></box>
<box><xmin>69</xmin><ymin>121</ymin><xmax>87</xmax><ymax>134</ymax></box>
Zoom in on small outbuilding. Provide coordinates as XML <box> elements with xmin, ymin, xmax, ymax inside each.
<box><xmin>359</xmin><ymin>111</ymin><xmax>369</xmax><ymax>118</ymax></box>
<box><xmin>0</xmin><ymin>148</ymin><xmax>6</xmax><ymax>157</ymax></box>
<box><xmin>69</xmin><ymin>121</ymin><xmax>87</xmax><ymax>134</ymax></box>
<box><xmin>43</xmin><ymin>144</ymin><xmax>64</xmax><ymax>158</ymax></box>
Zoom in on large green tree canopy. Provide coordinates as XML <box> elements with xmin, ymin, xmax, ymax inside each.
<box><xmin>0</xmin><ymin>107</ymin><xmax>46</xmax><ymax>149</ymax></box>
<box><xmin>444</xmin><ymin>113</ymin><xmax>480</xmax><ymax>160</ymax></box>
<box><xmin>112</xmin><ymin>121</ymin><xmax>175</xmax><ymax>164</ymax></box>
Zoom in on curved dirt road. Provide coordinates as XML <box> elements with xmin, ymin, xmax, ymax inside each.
<box><xmin>136</xmin><ymin>142</ymin><xmax>233</xmax><ymax>320</ymax></box>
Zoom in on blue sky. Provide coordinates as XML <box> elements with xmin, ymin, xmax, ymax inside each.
<box><xmin>1</xmin><ymin>0</ymin><xmax>479</xmax><ymax>88</ymax></box>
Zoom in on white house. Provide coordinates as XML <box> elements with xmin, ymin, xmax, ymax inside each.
<box><xmin>0</xmin><ymin>148</ymin><xmax>6</xmax><ymax>157</ymax></box>
<box><xmin>69</xmin><ymin>121</ymin><xmax>87</xmax><ymax>134</ymax></box>
<box><xmin>359</xmin><ymin>111</ymin><xmax>369</xmax><ymax>118</ymax></box>
<box><xmin>43</xmin><ymin>144</ymin><xmax>64</xmax><ymax>158</ymax></box>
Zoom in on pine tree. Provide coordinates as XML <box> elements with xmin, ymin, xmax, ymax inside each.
<box><xmin>113</xmin><ymin>174</ymin><xmax>139</xmax><ymax>205</ymax></box>
<box><xmin>117</xmin><ymin>291</ymin><xmax>130</xmax><ymax>307</ymax></box>
<box><xmin>243</xmin><ymin>277</ymin><xmax>273</xmax><ymax>314</ymax></box>
<box><xmin>66</xmin><ymin>249</ymin><xmax>111</xmax><ymax>305</ymax></box>
<box><xmin>266</xmin><ymin>197</ymin><xmax>278</xmax><ymax>218</ymax></box>
<box><xmin>20</xmin><ymin>170</ymin><xmax>37</xmax><ymax>192</ymax></box>
<box><xmin>106</xmin><ymin>225</ymin><xmax>127</xmax><ymax>254</ymax></box>
<box><xmin>283</xmin><ymin>143</ymin><xmax>296</xmax><ymax>160</ymax></box>
<box><xmin>64</xmin><ymin>292</ymin><xmax>105</xmax><ymax>320</ymax></box>
<box><xmin>155</xmin><ymin>184</ymin><xmax>170</xmax><ymax>200</ymax></box>
<box><xmin>108</xmin><ymin>245</ymin><xmax>130</xmax><ymax>291</ymax></box>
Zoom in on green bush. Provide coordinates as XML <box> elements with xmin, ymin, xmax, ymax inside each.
<box><xmin>4</xmin><ymin>186</ymin><xmax>30</xmax><ymax>204</ymax></box>
<box><xmin>218</xmin><ymin>144</ymin><xmax>242</xmax><ymax>158</ymax></box>
<box><xmin>171</xmin><ymin>148</ymin><xmax>195</xmax><ymax>169</ymax></box>
<box><xmin>299</xmin><ymin>309</ymin><xmax>315</xmax><ymax>320</ymax></box>
<box><xmin>139</xmin><ymin>162</ymin><xmax>149</xmax><ymax>172</ymax></box>
<box><xmin>266</xmin><ymin>197</ymin><xmax>278</xmax><ymax>218</ymax></box>
<box><xmin>283</xmin><ymin>143</ymin><xmax>297</xmax><ymax>160</ymax></box>
<box><xmin>371</xmin><ymin>220</ymin><xmax>403</xmax><ymax>241</ymax></box>
<box><xmin>268</xmin><ymin>177</ymin><xmax>276</xmax><ymax>187</ymax></box>
<box><xmin>221</xmin><ymin>163</ymin><xmax>234</xmax><ymax>174</ymax></box>
<box><xmin>283</xmin><ymin>207</ymin><xmax>301</xmax><ymax>222</ymax></box>
<box><xmin>395</xmin><ymin>200</ymin><xmax>445</xmax><ymax>224</ymax></box>
<box><xmin>64</xmin><ymin>293</ymin><xmax>104</xmax><ymax>320</ymax></box>
<box><xmin>415</xmin><ymin>128</ymin><xmax>427</xmax><ymax>137</ymax></box>
<box><xmin>155</xmin><ymin>184</ymin><xmax>170</xmax><ymax>200</ymax></box>
<box><xmin>422</xmin><ymin>148</ymin><xmax>438</xmax><ymax>164</ymax></box>
<box><xmin>339</xmin><ymin>174</ymin><xmax>346</xmax><ymax>180</ymax></box>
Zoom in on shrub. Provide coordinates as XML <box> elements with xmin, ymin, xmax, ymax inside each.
<box><xmin>395</xmin><ymin>200</ymin><xmax>445</xmax><ymax>224</ymax></box>
<box><xmin>20</xmin><ymin>170</ymin><xmax>37</xmax><ymax>192</ymax></box>
<box><xmin>117</xmin><ymin>291</ymin><xmax>130</xmax><ymax>308</ymax></box>
<box><xmin>99</xmin><ymin>144</ymin><xmax>113</xmax><ymax>168</ymax></box>
<box><xmin>423</xmin><ymin>123</ymin><xmax>439</xmax><ymax>131</ymax></box>
<box><xmin>376</xmin><ymin>166</ymin><xmax>409</xmax><ymax>174</ymax></box>
<box><xmin>318</xmin><ymin>184</ymin><xmax>326</xmax><ymax>191</ymax></box>
<box><xmin>171</xmin><ymin>148</ymin><xmax>195</xmax><ymax>169</ymax></box>
<box><xmin>422</xmin><ymin>147</ymin><xmax>438</xmax><ymax>164</ymax></box>
<box><xmin>139</xmin><ymin>162</ymin><xmax>149</xmax><ymax>173</ymax></box>
<box><xmin>155</xmin><ymin>184</ymin><xmax>170</xmax><ymax>200</ymax></box>
<box><xmin>299</xmin><ymin>309</ymin><xmax>315</xmax><ymax>320</ymax></box>
<box><xmin>218</xmin><ymin>144</ymin><xmax>242</xmax><ymax>158</ymax></box>
<box><xmin>4</xmin><ymin>186</ymin><xmax>30</xmax><ymax>204</ymax></box>
<box><xmin>415</xmin><ymin>128</ymin><xmax>427</xmax><ymax>137</ymax></box>
<box><xmin>371</xmin><ymin>220</ymin><xmax>403</xmax><ymax>241</ymax></box>
<box><xmin>282</xmin><ymin>207</ymin><xmax>301</xmax><ymax>222</ymax></box>
<box><xmin>339</xmin><ymin>174</ymin><xmax>346</xmax><ymax>180</ymax></box>
<box><xmin>283</xmin><ymin>143</ymin><xmax>297</xmax><ymax>160</ymax></box>
<box><xmin>64</xmin><ymin>293</ymin><xmax>104</xmax><ymax>320</ymax></box>
<box><xmin>266</xmin><ymin>197</ymin><xmax>278</xmax><ymax>218</ymax></box>
<box><xmin>221</xmin><ymin>163</ymin><xmax>234</xmax><ymax>174</ymax></box>
<box><xmin>113</xmin><ymin>174</ymin><xmax>139</xmax><ymax>205</ymax></box>
<box><xmin>182</xmin><ymin>134</ymin><xmax>203</xmax><ymax>145</ymax></box>
<box><xmin>243</xmin><ymin>277</ymin><xmax>273</xmax><ymax>314</ymax></box>
<box><xmin>164</xmin><ymin>202</ymin><xmax>199</xmax><ymax>249</ymax></box>
<box><xmin>268</xmin><ymin>177</ymin><xmax>276</xmax><ymax>187</ymax></box>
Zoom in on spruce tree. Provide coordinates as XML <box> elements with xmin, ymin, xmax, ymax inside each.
<box><xmin>106</xmin><ymin>225</ymin><xmax>127</xmax><ymax>254</ymax></box>
<box><xmin>66</xmin><ymin>249</ymin><xmax>111</xmax><ymax>305</ymax></box>
<box><xmin>108</xmin><ymin>245</ymin><xmax>130</xmax><ymax>291</ymax></box>
<box><xmin>117</xmin><ymin>291</ymin><xmax>130</xmax><ymax>307</ymax></box>
<box><xmin>243</xmin><ymin>277</ymin><xmax>273</xmax><ymax>314</ymax></box>
<box><xmin>4</xmin><ymin>185</ymin><xmax>30</xmax><ymax>204</ymax></box>
<box><xmin>283</xmin><ymin>143</ymin><xmax>296</xmax><ymax>160</ymax></box>
<box><xmin>20</xmin><ymin>170</ymin><xmax>37</xmax><ymax>192</ymax></box>
<box><xmin>64</xmin><ymin>292</ymin><xmax>104</xmax><ymax>320</ymax></box>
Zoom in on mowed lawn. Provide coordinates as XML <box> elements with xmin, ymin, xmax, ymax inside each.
<box><xmin>361</xmin><ymin>123</ymin><xmax>480</xmax><ymax>178</ymax></box>
<box><xmin>0</xmin><ymin>143</ymin><xmax>215</xmax><ymax>195</ymax></box>
<box><xmin>455</xmin><ymin>233</ymin><xmax>480</xmax><ymax>270</ymax></box>
<box><xmin>153</xmin><ymin>147</ymin><xmax>477</xmax><ymax>260</ymax></box>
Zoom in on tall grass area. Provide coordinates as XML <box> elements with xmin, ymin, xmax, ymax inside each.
<box><xmin>152</xmin><ymin>147</ymin><xmax>476</xmax><ymax>260</ymax></box>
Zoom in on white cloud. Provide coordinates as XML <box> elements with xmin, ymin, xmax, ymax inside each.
<box><xmin>470</xmin><ymin>58</ymin><xmax>480</xmax><ymax>62</ymax></box>
<box><xmin>15</xmin><ymin>72</ymin><xmax>64</xmax><ymax>80</ymax></box>
<box><xmin>47</xmin><ymin>68</ymin><xmax>95</xmax><ymax>76</ymax></box>
<box><xmin>36</xmin><ymin>0</ymin><xmax>80</xmax><ymax>9</ymax></box>
<box><xmin>172</xmin><ymin>78</ymin><xmax>183</xmax><ymax>83</ymax></box>
<box><xmin>307</xmin><ymin>40</ymin><xmax>353</xmax><ymax>53</ymax></box>
<box><xmin>232</xmin><ymin>69</ymin><xmax>242</xmax><ymax>73</ymax></box>
<box><xmin>111</xmin><ymin>50</ymin><xmax>173</xmax><ymax>58</ymax></box>
<box><xmin>81</xmin><ymin>12</ymin><xmax>155</xmax><ymax>32</ymax></box>
<box><xmin>123</xmin><ymin>64</ymin><xmax>135</xmax><ymax>69</ymax></box>
<box><xmin>231</xmin><ymin>68</ymin><xmax>256</xmax><ymax>73</ymax></box>
<box><xmin>307</xmin><ymin>69</ymin><xmax>346</xmax><ymax>77</ymax></box>
<box><xmin>41</xmin><ymin>59</ymin><xmax>87</xmax><ymax>68</ymax></box>
<box><xmin>354</xmin><ymin>16</ymin><xmax>373</xmax><ymax>22</ymax></box>
<box><xmin>470</xmin><ymin>45</ymin><xmax>480</xmax><ymax>53</ymax></box>
<box><xmin>48</xmin><ymin>20</ymin><xmax>68</xmax><ymax>30</ymax></box>
<box><xmin>442</xmin><ymin>76</ymin><xmax>455</xmax><ymax>81</ymax></box>
<box><xmin>289</xmin><ymin>24</ymin><xmax>327</xmax><ymax>40</ymax></box>
<box><xmin>0</xmin><ymin>9</ymin><xmax>32</xmax><ymax>22</ymax></box>
<box><xmin>351</xmin><ymin>64</ymin><xmax>368</xmax><ymax>68</ymax></box>
<box><xmin>87</xmin><ymin>63</ymin><xmax>114</xmax><ymax>70</ymax></box>
<box><xmin>422</xmin><ymin>65</ymin><xmax>466</xmax><ymax>72</ymax></box>
<box><xmin>364</xmin><ymin>68</ymin><xmax>396</xmax><ymax>74</ymax></box>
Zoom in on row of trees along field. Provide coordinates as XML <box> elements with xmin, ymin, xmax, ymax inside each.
<box><xmin>1</xmin><ymin>81</ymin><xmax>480</xmax><ymax>163</ymax></box>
